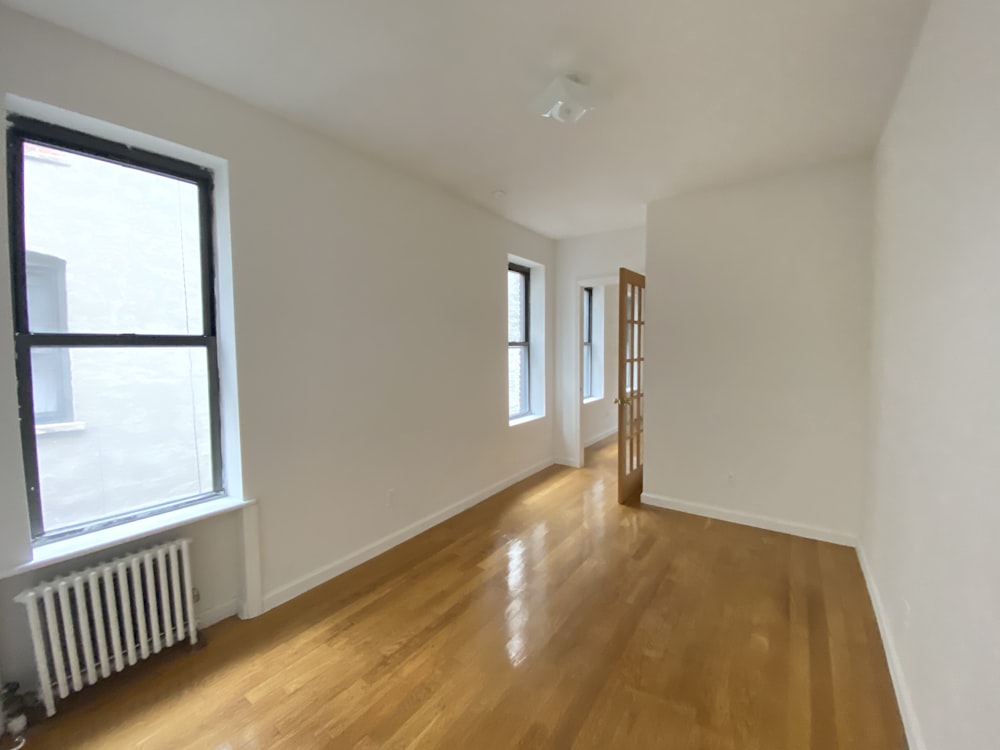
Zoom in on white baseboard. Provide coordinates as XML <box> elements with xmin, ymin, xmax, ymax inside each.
<box><xmin>553</xmin><ymin>456</ymin><xmax>582</xmax><ymax>468</ymax></box>
<box><xmin>856</xmin><ymin>545</ymin><xmax>926</xmax><ymax>750</ymax></box>
<box><xmin>262</xmin><ymin>457</ymin><xmax>555</xmax><ymax>611</ymax></box>
<box><xmin>639</xmin><ymin>492</ymin><xmax>857</xmax><ymax>547</ymax></box>
<box><xmin>584</xmin><ymin>426</ymin><xmax>617</xmax><ymax>448</ymax></box>
<box><xmin>197</xmin><ymin>597</ymin><xmax>239</xmax><ymax>629</ymax></box>
<box><xmin>640</xmin><ymin>492</ymin><xmax>919</xmax><ymax>745</ymax></box>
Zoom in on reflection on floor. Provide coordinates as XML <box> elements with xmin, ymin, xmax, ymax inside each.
<box><xmin>27</xmin><ymin>436</ymin><xmax>904</xmax><ymax>749</ymax></box>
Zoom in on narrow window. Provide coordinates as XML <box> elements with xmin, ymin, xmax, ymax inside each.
<box><xmin>582</xmin><ymin>286</ymin><xmax>594</xmax><ymax>400</ymax></box>
<box><xmin>508</xmin><ymin>263</ymin><xmax>530</xmax><ymax>419</ymax></box>
<box><xmin>7</xmin><ymin>116</ymin><xmax>223</xmax><ymax>541</ymax></box>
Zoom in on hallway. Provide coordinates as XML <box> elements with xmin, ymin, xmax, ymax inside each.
<box><xmin>27</xmin><ymin>438</ymin><xmax>904</xmax><ymax>749</ymax></box>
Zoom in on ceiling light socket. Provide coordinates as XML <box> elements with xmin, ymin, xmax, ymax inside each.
<box><xmin>532</xmin><ymin>74</ymin><xmax>595</xmax><ymax>124</ymax></box>
<box><xmin>492</xmin><ymin>190</ymin><xmax>507</xmax><ymax>200</ymax></box>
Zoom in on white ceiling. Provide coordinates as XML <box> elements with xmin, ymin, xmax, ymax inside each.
<box><xmin>2</xmin><ymin>0</ymin><xmax>929</xmax><ymax>239</ymax></box>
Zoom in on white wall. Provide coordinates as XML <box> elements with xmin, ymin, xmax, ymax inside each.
<box><xmin>643</xmin><ymin>160</ymin><xmax>873</xmax><ymax>543</ymax></box>
<box><xmin>0</xmin><ymin>7</ymin><xmax>555</xmax><ymax>687</ymax></box>
<box><xmin>865</xmin><ymin>1</ymin><xmax>1000</xmax><ymax>748</ymax></box>
<box><xmin>554</xmin><ymin>226</ymin><xmax>645</xmax><ymax>465</ymax></box>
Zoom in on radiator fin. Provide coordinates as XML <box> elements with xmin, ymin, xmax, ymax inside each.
<box><xmin>15</xmin><ymin>538</ymin><xmax>198</xmax><ymax>717</ymax></box>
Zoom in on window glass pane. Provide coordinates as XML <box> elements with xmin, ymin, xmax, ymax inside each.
<box><xmin>508</xmin><ymin>345</ymin><xmax>528</xmax><ymax>418</ymax></box>
<box><xmin>27</xmin><ymin>258</ymin><xmax>65</xmax><ymax>331</ymax></box>
<box><xmin>31</xmin><ymin>350</ymin><xmax>60</xmax><ymax>415</ymax></box>
<box><xmin>34</xmin><ymin>347</ymin><xmax>214</xmax><ymax>532</ymax></box>
<box><xmin>30</xmin><ymin>348</ymin><xmax>72</xmax><ymax>424</ymax></box>
<box><xmin>508</xmin><ymin>270</ymin><xmax>526</xmax><ymax>342</ymax></box>
<box><xmin>582</xmin><ymin>289</ymin><xmax>592</xmax><ymax>343</ymax></box>
<box><xmin>583</xmin><ymin>344</ymin><xmax>593</xmax><ymax>399</ymax></box>
<box><xmin>22</xmin><ymin>143</ymin><xmax>203</xmax><ymax>335</ymax></box>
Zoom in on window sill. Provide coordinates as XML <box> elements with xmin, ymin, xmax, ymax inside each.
<box><xmin>582</xmin><ymin>396</ymin><xmax>603</xmax><ymax>405</ymax></box>
<box><xmin>0</xmin><ymin>495</ymin><xmax>254</xmax><ymax>580</ymax></box>
<box><xmin>36</xmin><ymin>421</ymin><xmax>86</xmax><ymax>435</ymax></box>
<box><xmin>509</xmin><ymin>413</ymin><xmax>545</xmax><ymax>427</ymax></box>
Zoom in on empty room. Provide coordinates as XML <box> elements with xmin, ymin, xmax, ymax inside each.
<box><xmin>0</xmin><ymin>0</ymin><xmax>994</xmax><ymax>748</ymax></box>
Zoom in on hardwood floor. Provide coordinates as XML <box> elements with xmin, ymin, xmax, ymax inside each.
<box><xmin>26</xmin><ymin>438</ymin><xmax>905</xmax><ymax>749</ymax></box>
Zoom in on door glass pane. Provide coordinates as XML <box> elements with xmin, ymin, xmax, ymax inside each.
<box><xmin>22</xmin><ymin>143</ymin><xmax>203</xmax><ymax>335</ymax></box>
<box><xmin>625</xmin><ymin>354</ymin><xmax>631</xmax><ymax>393</ymax></box>
<box><xmin>624</xmin><ymin>415</ymin><xmax>632</xmax><ymax>472</ymax></box>
<box><xmin>635</xmin><ymin>399</ymin><xmax>641</xmax><ymax>470</ymax></box>
<box><xmin>636</xmin><ymin>396</ymin><xmax>643</xmax><ymax>466</ymax></box>
<box><xmin>34</xmin><ymin>347</ymin><xmax>214</xmax><ymax>532</ymax></box>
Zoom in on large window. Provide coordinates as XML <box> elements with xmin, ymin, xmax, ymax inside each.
<box><xmin>507</xmin><ymin>262</ymin><xmax>530</xmax><ymax>419</ymax></box>
<box><xmin>582</xmin><ymin>287</ymin><xmax>594</xmax><ymax>400</ymax></box>
<box><xmin>7</xmin><ymin>117</ymin><xmax>223</xmax><ymax>542</ymax></box>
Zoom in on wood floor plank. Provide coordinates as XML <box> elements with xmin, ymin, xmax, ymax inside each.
<box><xmin>25</xmin><ymin>437</ymin><xmax>906</xmax><ymax>749</ymax></box>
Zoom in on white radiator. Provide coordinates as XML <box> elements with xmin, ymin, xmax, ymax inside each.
<box><xmin>15</xmin><ymin>539</ymin><xmax>198</xmax><ymax>717</ymax></box>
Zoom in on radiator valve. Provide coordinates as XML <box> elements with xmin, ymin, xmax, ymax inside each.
<box><xmin>1</xmin><ymin>682</ymin><xmax>32</xmax><ymax>743</ymax></box>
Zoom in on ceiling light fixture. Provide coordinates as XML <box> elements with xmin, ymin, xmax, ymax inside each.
<box><xmin>532</xmin><ymin>74</ymin><xmax>594</xmax><ymax>125</ymax></box>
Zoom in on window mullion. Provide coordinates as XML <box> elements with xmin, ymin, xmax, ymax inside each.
<box><xmin>14</xmin><ymin>335</ymin><xmax>44</xmax><ymax>537</ymax></box>
<box><xmin>7</xmin><ymin>132</ymin><xmax>30</xmax><ymax>335</ymax></box>
<box><xmin>206</xmin><ymin>337</ymin><xmax>224</xmax><ymax>492</ymax></box>
<box><xmin>21</xmin><ymin>333</ymin><xmax>213</xmax><ymax>347</ymax></box>
<box><xmin>198</xmin><ymin>181</ymin><xmax>217</xmax><ymax>337</ymax></box>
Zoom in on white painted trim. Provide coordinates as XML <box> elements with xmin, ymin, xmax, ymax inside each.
<box><xmin>856</xmin><ymin>545</ymin><xmax>926</xmax><ymax>750</ymax></box>
<box><xmin>262</xmin><ymin>458</ymin><xmax>555</xmax><ymax>611</ymax></box>
<box><xmin>196</xmin><ymin>597</ymin><xmax>239</xmax><ymax>630</ymax></box>
<box><xmin>639</xmin><ymin>492</ymin><xmax>857</xmax><ymax>547</ymax></box>
<box><xmin>0</xmin><ymin>497</ymin><xmax>255</xmax><ymax>579</ymax></box>
<box><xmin>509</xmin><ymin>413</ymin><xmax>545</xmax><ymax>427</ymax></box>
<box><xmin>553</xmin><ymin>456</ymin><xmax>583</xmax><ymax>468</ymax></box>
<box><xmin>578</xmin><ymin>273</ymin><xmax>619</xmax><ymax>287</ymax></box>
<box><xmin>584</xmin><ymin>426</ymin><xmax>617</xmax><ymax>448</ymax></box>
<box><xmin>238</xmin><ymin>503</ymin><xmax>263</xmax><ymax>620</ymax></box>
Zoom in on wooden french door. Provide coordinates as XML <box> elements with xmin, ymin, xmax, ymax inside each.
<box><xmin>616</xmin><ymin>268</ymin><xmax>646</xmax><ymax>504</ymax></box>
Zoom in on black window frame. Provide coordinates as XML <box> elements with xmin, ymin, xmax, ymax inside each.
<box><xmin>6</xmin><ymin>114</ymin><xmax>224</xmax><ymax>543</ymax></box>
<box><xmin>582</xmin><ymin>286</ymin><xmax>594</xmax><ymax>400</ymax></box>
<box><xmin>508</xmin><ymin>262</ymin><xmax>531</xmax><ymax>420</ymax></box>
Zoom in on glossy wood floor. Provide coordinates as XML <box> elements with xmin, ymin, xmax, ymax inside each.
<box><xmin>27</xmin><ymin>438</ymin><xmax>905</xmax><ymax>749</ymax></box>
